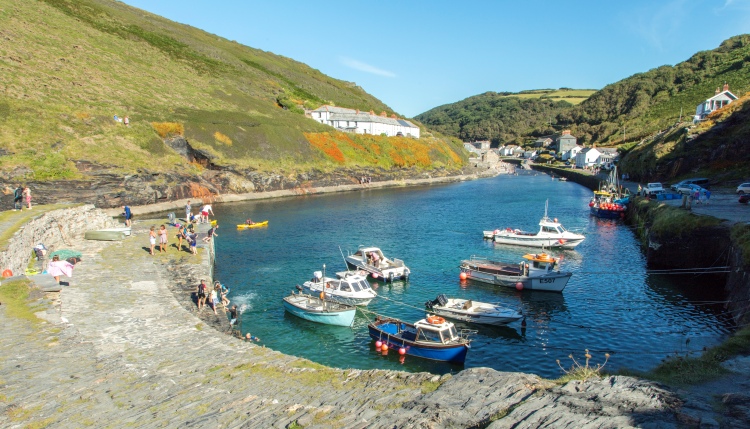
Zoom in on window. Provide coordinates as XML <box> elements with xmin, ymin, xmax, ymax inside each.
<box><xmin>417</xmin><ymin>328</ymin><xmax>442</xmax><ymax>343</ymax></box>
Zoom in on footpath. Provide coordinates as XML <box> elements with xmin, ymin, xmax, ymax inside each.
<box><xmin>0</xmin><ymin>205</ymin><xmax>740</xmax><ymax>428</ymax></box>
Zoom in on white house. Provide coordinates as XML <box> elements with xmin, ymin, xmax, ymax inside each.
<box><xmin>523</xmin><ymin>150</ymin><xmax>538</xmax><ymax>159</ymax></box>
<box><xmin>309</xmin><ymin>105</ymin><xmax>420</xmax><ymax>138</ymax></box>
<box><xmin>575</xmin><ymin>147</ymin><xmax>600</xmax><ymax>168</ymax></box>
<box><xmin>501</xmin><ymin>145</ymin><xmax>517</xmax><ymax>156</ymax></box>
<box><xmin>596</xmin><ymin>148</ymin><xmax>619</xmax><ymax>168</ymax></box>
<box><xmin>512</xmin><ymin>146</ymin><xmax>525</xmax><ymax>157</ymax></box>
<box><xmin>694</xmin><ymin>83</ymin><xmax>738</xmax><ymax>122</ymax></box>
<box><xmin>562</xmin><ymin>145</ymin><xmax>581</xmax><ymax>161</ymax></box>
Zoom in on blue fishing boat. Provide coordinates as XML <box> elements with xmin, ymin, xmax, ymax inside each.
<box><xmin>367</xmin><ymin>315</ymin><xmax>474</xmax><ymax>363</ymax></box>
<box><xmin>283</xmin><ymin>288</ymin><xmax>356</xmax><ymax>327</ymax></box>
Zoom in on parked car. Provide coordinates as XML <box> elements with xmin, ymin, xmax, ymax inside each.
<box><xmin>642</xmin><ymin>182</ymin><xmax>663</xmax><ymax>197</ymax></box>
<box><xmin>736</xmin><ymin>183</ymin><xmax>750</xmax><ymax>195</ymax></box>
<box><xmin>671</xmin><ymin>178</ymin><xmax>710</xmax><ymax>191</ymax></box>
<box><xmin>739</xmin><ymin>194</ymin><xmax>750</xmax><ymax>204</ymax></box>
<box><xmin>679</xmin><ymin>184</ymin><xmax>705</xmax><ymax>195</ymax></box>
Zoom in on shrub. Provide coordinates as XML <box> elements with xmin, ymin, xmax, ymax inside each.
<box><xmin>151</xmin><ymin>122</ymin><xmax>184</xmax><ymax>138</ymax></box>
<box><xmin>213</xmin><ymin>131</ymin><xmax>232</xmax><ymax>146</ymax></box>
<box><xmin>556</xmin><ymin>349</ymin><xmax>610</xmax><ymax>383</ymax></box>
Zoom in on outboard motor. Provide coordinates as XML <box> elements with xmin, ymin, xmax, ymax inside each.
<box><xmin>437</xmin><ymin>294</ymin><xmax>448</xmax><ymax>306</ymax></box>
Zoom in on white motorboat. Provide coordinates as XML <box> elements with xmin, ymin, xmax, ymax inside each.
<box><xmin>345</xmin><ymin>246</ymin><xmax>410</xmax><ymax>281</ymax></box>
<box><xmin>301</xmin><ymin>267</ymin><xmax>377</xmax><ymax>306</ymax></box>
<box><xmin>460</xmin><ymin>253</ymin><xmax>572</xmax><ymax>292</ymax></box>
<box><xmin>484</xmin><ymin>202</ymin><xmax>585</xmax><ymax>249</ymax></box>
<box><xmin>424</xmin><ymin>294</ymin><xmax>522</xmax><ymax>326</ymax></box>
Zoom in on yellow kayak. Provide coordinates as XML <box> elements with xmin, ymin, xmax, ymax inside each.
<box><xmin>237</xmin><ymin>220</ymin><xmax>269</xmax><ymax>229</ymax></box>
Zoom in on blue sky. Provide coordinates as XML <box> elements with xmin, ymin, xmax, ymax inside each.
<box><xmin>121</xmin><ymin>0</ymin><xmax>750</xmax><ymax>118</ymax></box>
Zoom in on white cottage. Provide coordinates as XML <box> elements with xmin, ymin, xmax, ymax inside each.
<box><xmin>562</xmin><ymin>145</ymin><xmax>581</xmax><ymax>161</ymax></box>
<box><xmin>694</xmin><ymin>83</ymin><xmax>738</xmax><ymax>122</ymax></box>
<box><xmin>596</xmin><ymin>148</ymin><xmax>619</xmax><ymax>168</ymax></box>
<box><xmin>309</xmin><ymin>105</ymin><xmax>420</xmax><ymax>138</ymax></box>
<box><xmin>575</xmin><ymin>147</ymin><xmax>600</xmax><ymax>168</ymax></box>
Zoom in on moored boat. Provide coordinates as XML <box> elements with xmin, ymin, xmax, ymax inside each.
<box><xmin>237</xmin><ymin>220</ymin><xmax>269</xmax><ymax>229</ymax></box>
<box><xmin>301</xmin><ymin>267</ymin><xmax>377</xmax><ymax>306</ymax></box>
<box><xmin>98</xmin><ymin>227</ymin><xmax>132</xmax><ymax>236</ymax></box>
<box><xmin>459</xmin><ymin>253</ymin><xmax>572</xmax><ymax>292</ymax></box>
<box><xmin>282</xmin><ymin>288</ymin><xmax>356</xmax><ymax>327</ymax></box>
<box><xmin>368</xmin><ymin>315</ymin><xmax>474</xmax><ymax>363</ymax></box>
<box><xmin>485</xmin><ymin>208</ymin><xmax>585</xmax><ymax>249</ymax></box>
<box><xmin>345</xmin><ymin>246</ymin><xmax>410</xmax><ymax>281</ymax></box>
<box><xmin>424</xmin><ymin>294</ymin><xmax>522</xmax><ymax>326</ymax></box>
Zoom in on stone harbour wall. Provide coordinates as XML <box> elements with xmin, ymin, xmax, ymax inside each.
<box><xmin>0</xmin><ymin>204</ymin><xmax>116</xmax><ymax>276</ymax></box>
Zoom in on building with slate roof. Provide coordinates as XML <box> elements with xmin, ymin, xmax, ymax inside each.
<box><xmin>693</xmin><ymin>83</ymin><xmax>738</xmax><ymax>122</ymax></box>
<box><xmin>308</xmin><ymin>105</ymin><xmax>420</xmax><ymax>138</ymax></box>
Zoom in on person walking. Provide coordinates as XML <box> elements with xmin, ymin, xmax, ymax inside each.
<box><xmin>13</xmin><ymin>185</ymin><xmax>23</xmax><ymax>210</ymax></box>
<box><xmin>158</xmin><ymin>224</ymin><xmax>168</xmax><ymax>253</ymax></box>
<box><xmin>148</xmin><ymin>226</ymin><xmax>157</xmax><ymax>255</ymax></box>
<box><xmin>705</xmin><ymin>189</ymin><xmax>711</xmax><ymax>205</ymax></box>
<box><xmin>185</xmin><ymin>200</ymin><xmax>191</xmax><ymax>222</ymax></box>
<box><xmin>124</xmin><ymin>116</ymin><xmax>129</xmax><ymax>127</ymax></box>
<box><xmin>123</xmin><ymin>205</ymin><xmax>132</xmax><ymax>227</ymax></box>
<box><xmin>22</xmin><ymin>186</ymin><xmax>31</xmax><ymax>209</ymax></box>
<box><xmin>196</xmin><ymin>280</ymin><xmax>208</xmax><ymax>311</ymax></box>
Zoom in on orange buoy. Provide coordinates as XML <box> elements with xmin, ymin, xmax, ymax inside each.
<box><xmin>398</xmin><ymin>347</ymin><xmax>406</xmax><ymax>355</ymax></box>
<box><xmin>2</xmin><ymin>269</ymin><xmax>11</xmax><ymax>278</ymax></box>
<box><xmin>381</xmin><ymin>343</ymin><xmax>389</xmax><ymax>351</ymax></box>
<box><xmin>459</xmin><ymin>272</ymin><xmax>467</xmax><ymax>280</ymax></box>
<box><xmin>515</xmin><ymin>282</ymin><xmax>524</xmax><ymax>291</ymax></box>
<box><xmin>319</xmin><ymin>292</ymin><xmax>325</xmax><ymax>300</ymax></box>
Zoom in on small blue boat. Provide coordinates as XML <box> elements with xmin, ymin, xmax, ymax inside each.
<box><xmin>368</xmin><ymin>315</ymin><xmax>474</xmax><ymax>363</ymax></box>
<box><xmin>283</xmin><ymin>289</ymin><xmax>356</xmax><ymax>327</ymax></box>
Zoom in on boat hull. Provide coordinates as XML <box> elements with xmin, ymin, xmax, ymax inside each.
<box><xmin>282</xmin><ymin>298</ymin><xmax>355</xmax><ymax>327</ymax></box>
<box><xmin>493</xmin><ymin>234</ymin><xmax>584</xmax><ymax>249</ymax></box>
<box><xmin>430</xmin><ymin>307</ymin><xmax>521</xmax><ymax>325</ymax></box>
<box><xmin>460</xmin><ymin>266</ymin><xmax>571</xmax><ymax>292</ymax></box>
<box><xmin>590</xmin><ymin>207</ymin><xmax>623</xmax><ymax>219</ymax></box>
<box><xmin>237</xmin><ymin>220</ymin><xmax>269</xmax><ymax>229</ymax></box>
<box><xmin>367</xmin><ymin>323</ymin><xmax>469</xmax><ymax>363</ymax></box>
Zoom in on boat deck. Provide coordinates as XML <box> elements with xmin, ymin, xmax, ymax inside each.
<box><xmin>464</xmin><ymin>261</ymin><xmax>521</xmax><ymax>276</ymax></box>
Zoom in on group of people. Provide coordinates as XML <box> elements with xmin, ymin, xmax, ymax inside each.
<box><xmin>12</xmin><ymin>185</ymin><xmax>31</xmax><ymax>210</ymax></box>
<box><xmin>113</xmin><ymin>115</ymin><xmax>130</xmax><ymax>126</ymax></box>
<box><xmin>185</xmin><ymin>200</ymin><xmax>215</xmax><ymax>224</ymax></box>
<box><xmin>196</xmin><ymin>279</ymin><xmax>229</xmax><ymax>315</ymax></box>
<box><xmin>359</xmin><ymin>176</ymin><xmax>372</xmax><ymax>185</ymax></box>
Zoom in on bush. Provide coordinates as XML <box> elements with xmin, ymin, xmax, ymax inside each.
<box><xmin>151</xmin><ymin>122</ymin><xmax>184</xmax><ymax>138</ymax></box>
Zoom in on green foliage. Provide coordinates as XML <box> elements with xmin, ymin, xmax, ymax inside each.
<box><xmin>416</xmin><ymin>90</ymin><xmax>582</xmax><ymax>145</ymax></box>
<box><xmin>560</xmin><ymin>35</ymin><xmax>750</xmax><ymax>146</ymax></box>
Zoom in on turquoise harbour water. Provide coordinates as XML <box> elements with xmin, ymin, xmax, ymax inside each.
<box><xmin>213</xmin><ymin>173</ymin><xmax>734</xmax><ymax>378</ymax></box>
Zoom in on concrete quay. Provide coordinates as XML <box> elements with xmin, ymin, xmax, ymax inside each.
<box><xmin>0</xmin><ymin>206</ymin><xmax>716</xmax><ymax>428</ymax></box>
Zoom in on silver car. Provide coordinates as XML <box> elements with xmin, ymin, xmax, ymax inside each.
<box><xmin>737</xmin><ymin>183</ymin><xmax>750</xmax><ymax>195</ymax></box>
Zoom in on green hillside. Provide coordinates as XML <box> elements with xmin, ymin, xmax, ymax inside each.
<box><xmin>560</xmin><ymin>35</ymin><xmax>750</xmax><ymax>146</ymax></box>
<box><xmin>0</xmin><ymin>0</ymin><xmax>465</xmax><ymax>181</ymax></box>
<box><xmin>415</xmin><ymin>89</ymin><xmax>592</xmax><ymax>146</ymax></box>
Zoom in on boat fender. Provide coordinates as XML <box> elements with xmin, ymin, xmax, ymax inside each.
<box><xmin>506</xmin><ymin>227</ymin><xmax>512</xmax><ymax>232</ymax></box>
<box><xmin>426</xmin><ymin>315</ymin><xmax>445</xmax><ymax>325</ymax></box>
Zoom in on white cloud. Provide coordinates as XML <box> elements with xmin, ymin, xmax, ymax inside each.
<box><xmin>340</xmin><ymin>57</ymin><xmax>396</xmax><ymax>78</ymax></box>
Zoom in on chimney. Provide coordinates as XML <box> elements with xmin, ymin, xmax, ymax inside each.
<box><xmin>369</xmin><ymin>110</ymin><xmax>375</xmax><ymax>115</ymax></box>
<box><xmin>356</xmin><ymin>109</ymin><xmax>360</xmax><ymax>114</ymax></box>
<box><xmin>390</xmin><ymin>114</ymin><xmax>397</xmax><ymax>119</ymax></box>
<box><xmin>562</xmin><ymin>130</ymin><xmax>571</xmax><ymax>135</ymax></box>
<box><xmin>723</xmin><ymin>82</ymin><xmax>729</xmax><ymax>92</ymax></box>
<box><xmin>380</xmin><ymin>111</ymin><xmax>387</xmax><ymax>117</ymax></box>
<box><xmin>715</xmin><ymin>87</ymin><xmax>720</xmax><ymax>95</ymax></box>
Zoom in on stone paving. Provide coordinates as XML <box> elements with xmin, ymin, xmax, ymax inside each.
<box><xmin>0</xmin><ymin>213</ymin><xmax>709</xmax><ymax>428</ymax></box>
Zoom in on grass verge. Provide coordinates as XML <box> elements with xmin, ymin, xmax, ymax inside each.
<box><xmin>0</xmin><ymin>278</ymin><xmax>41</xmax><ymax>324</ymax></box>
<box><xmin>621</xmin><ymin>326</ymin><xmax>750</xmax><ymax>386</ymax></box>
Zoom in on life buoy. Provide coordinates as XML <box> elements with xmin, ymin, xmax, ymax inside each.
<box><xmin>426</xmin><ymin>315</ymin><xmax>445</xmax><ymax>325</ymax></box>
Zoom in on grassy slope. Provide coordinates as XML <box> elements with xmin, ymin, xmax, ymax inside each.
<box><xmin>504</xmin><ymin>89</ymin><xmax>596</xmax><ymax>105</ymax></box>
<box><xmin>0</xmin><ymin>0</ymin><xmax>465</xmax><ymax>180</ymax></box>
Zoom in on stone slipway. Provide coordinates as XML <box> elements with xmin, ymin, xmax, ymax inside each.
<box><xmin>0</xmin><ymin>207</ymin><xmax>691</xmax><ymax>428</ymax></box>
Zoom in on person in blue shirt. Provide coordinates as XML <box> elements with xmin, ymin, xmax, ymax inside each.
<box><xmin>123</xmin><ymin>205</ymin><xmax>132</xmax><ymax>227</ymax></box>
